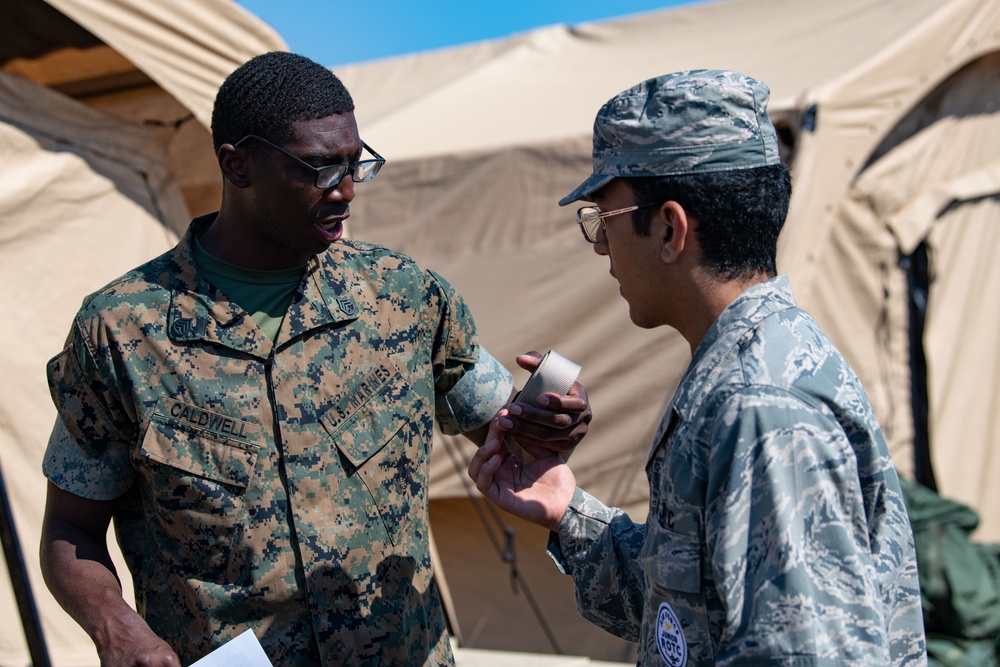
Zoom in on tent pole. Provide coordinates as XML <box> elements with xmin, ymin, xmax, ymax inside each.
<box><xmin>0</xmin><ymin>461</ymin><xmax>52</xmax><ymax>667</ymax></box>
<box><xmin>429</xmin><ymin>528</ymin><xmax>463</xmax><ymax>646</ymax></box>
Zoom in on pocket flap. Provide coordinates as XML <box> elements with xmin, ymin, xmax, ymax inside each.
<box><xmin>320</xmin><ymin>361</ymin><xmax>410</xmax><ymax>468</ymax></box>
<box><xmin>143</xmin><ymin>397</ymin><xmax>261</xmax><ymax>488</ymax></box>
<box><xmin>642</xmin><ymin>521</ymin><xmax>704</xmax><ymax>594</ymax></box>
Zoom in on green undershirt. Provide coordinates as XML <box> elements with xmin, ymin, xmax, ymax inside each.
<box><xmin>193</xmin><ymin>237</ymin><xmax>306</xmax><ymax>341</ymax></box>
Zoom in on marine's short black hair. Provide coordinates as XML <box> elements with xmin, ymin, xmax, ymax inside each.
<box><xmin>626</xmin><ymin>164</ymin><xmax>792</xmax><ymax>281</ymax></box>
<box><xmin>211</xmin><ymin>51</ymin><xmax>355</xmax><ymax>152</ymax></box>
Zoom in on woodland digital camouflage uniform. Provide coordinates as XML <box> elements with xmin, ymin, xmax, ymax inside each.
<box><xmin>548</xmin><ymin>277</ymin><xmax>927</xmax><ymax>666</ymax></box>
<box><xmin>44</xmin><ymin>214</ymin><xmax>513</xmax><ymax>666</ymax></box>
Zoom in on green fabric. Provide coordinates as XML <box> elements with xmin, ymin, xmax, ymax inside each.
<box><xmin>926</xmin><ymin>637</ymin><xmax>999</xmax><ymax>667</ymax></box>
<box><xmin>193</xmin><ymin>237</ymin><xmax>305</xmax><ymax>341</ymax></box>
<box><xmin>900</xmin><ymin>477</ymin><xmax>1000</xmax><ymax>666</ymax></box>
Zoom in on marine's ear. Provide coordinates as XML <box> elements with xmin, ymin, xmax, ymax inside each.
<box><xmin>218</xmin><ymin>143</ymin><xmax>251</xmax><ymax>189</ymax></box>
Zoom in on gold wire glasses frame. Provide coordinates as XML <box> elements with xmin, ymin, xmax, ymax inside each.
<box><xmin>235</xmin><ymin>134</ymin><xmax>385</xmax><ymax>189</ymax></box>
<box><xmin>576</xmin><ymin>204</ymin><xmax>658</xmax><ymax>243</ymax></box>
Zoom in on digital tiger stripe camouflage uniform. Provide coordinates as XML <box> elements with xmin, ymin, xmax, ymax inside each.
<box><xmin>548</xmin><ymin>277</ymin><xmax>926</xmax><ymax>665</ymax></box>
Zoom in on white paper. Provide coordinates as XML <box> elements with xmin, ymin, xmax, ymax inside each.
<box><xmin>189</xmin><ymin>629</ymin><xmax>274</xmax><ymax>667</ymax></box>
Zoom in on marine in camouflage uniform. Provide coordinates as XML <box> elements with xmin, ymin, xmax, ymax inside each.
<box><xmin>469</xmin><ymin>70</ymin><xmax>927</xmax><ymax>665</ymax></box>
<box><xmin>43</xmin><ymin>213</ymin><xmax>512</xmax><ymax>665</ymax></box>
<box><xmin>40</xmin><ymin>53</ymin><xmax>592</xmax><ymax>667</ymax></box>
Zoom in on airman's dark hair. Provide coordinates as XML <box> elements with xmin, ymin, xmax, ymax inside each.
<box><xmin>626</xmin><ymin>164</ymin><xmax>792</xmax><ymax>280</ymax></box>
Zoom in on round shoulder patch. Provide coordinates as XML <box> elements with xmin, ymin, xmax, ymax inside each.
<box><xmin>656</xmin><ymin>601</ymin><xmax>688</xmax><ymax>667</ymax></box>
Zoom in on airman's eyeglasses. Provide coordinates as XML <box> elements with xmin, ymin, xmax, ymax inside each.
<box><xmin>576</xmin><ymin>204</ymin><xmax>658</xmax><ymax>243</ymax></box>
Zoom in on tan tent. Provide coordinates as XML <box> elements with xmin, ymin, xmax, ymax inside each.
<box><xmin>4</xmin><ymin>0</ymin><xmax>1000</xmax><ymax>663</ymax></box>
<box><xmin>328</xmin><ymin>0</ymin><xmax>1000</xmax><ymax>660</ymax></box>
<box><xmin>0</xmin><ymin>1</ymin><xmax>285</xmax><ymax>664</ymax></box>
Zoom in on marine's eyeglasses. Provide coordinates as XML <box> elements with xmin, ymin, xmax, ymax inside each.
<box><xmin>235</xmin><ymin>134</ymin><xmax>385</xmax><ymax>189</ymax></box>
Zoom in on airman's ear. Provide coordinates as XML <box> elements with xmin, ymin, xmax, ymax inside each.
<box><xmin>656</xmin><ymin>200</ymin><xmax>689</xmax><ymax>264</ymax></box>
<box><xmin>218</xmin><ymin>144</ymin><xmax>250</xmax><ymax>189</ymax></box>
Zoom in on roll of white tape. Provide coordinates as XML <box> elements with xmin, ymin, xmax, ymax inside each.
<box><xmin>505</xmin><ymin>349</ymin><xmax>582</xmax><ymax>462</ymax></box>
<box><xmin>514</xmin><ymin>350</ymin><xmax>581</xmax><ymax>406</ymax></box>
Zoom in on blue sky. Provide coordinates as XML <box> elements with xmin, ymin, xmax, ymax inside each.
<box><xmin>236</xmin><ymin>0</ymin><xmax>697</xmax><ymax>68</ymax></box>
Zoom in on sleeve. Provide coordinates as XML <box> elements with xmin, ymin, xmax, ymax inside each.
<box><xmin>546</xmin><ymin>487</ymin><xmax>647</xmax><ymax>642</ymax></box>
<box><xmin>704</xmin><ymin>386</ymin><xmax>896</xmax><ymax>663</ymax></box>
<box><xmin>424</xmin><ymin>270</ymin><xmax>513</xmax><ymax>434</ymax></box>
<box><xmin>435</xmin><ymin>346</ymin><xmax>513</xmax><ymax>434</ymax></box>
<box><xmin>42</xmin><ymin>319</ymin><xmax>137</xmax><ymax>500</ymax></box>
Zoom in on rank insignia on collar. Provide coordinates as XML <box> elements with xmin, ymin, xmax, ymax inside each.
<box><xmin>171</xmin><ymin>318</ymin><xmax>194</xmax><ymax>337</ymax></box>
<box><xmin>337</xmin><ymin>298</ymin><xmax>357</xmax><ymax>316</ymax></box>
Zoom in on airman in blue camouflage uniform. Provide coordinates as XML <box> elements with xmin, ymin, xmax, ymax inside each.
<box><xmin>469</xmin><ymin>70</ymin><xmax>927</xmax><ymax>665</ymax></box>
<box><xmin>39</xmin><ymin>52</ymin><xmax>591</xmax><ymax>667</ymax></box>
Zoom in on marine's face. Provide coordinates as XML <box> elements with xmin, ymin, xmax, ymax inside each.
<box><xmin>243</xmin><ymin>113</ymin><xmax>362</xmax><ymax>266</ymax></box>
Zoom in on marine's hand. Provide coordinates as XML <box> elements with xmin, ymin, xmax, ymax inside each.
<box><xmin>468</xmin><ymin>411</ymin><xmax>577</xmax><ymax>531</ymax></box>
<box><xmin>40</xmin><ymin>484</ymin><xmax>182</xmax><ymax>667</ymax></box>
<box><xmin>503</xmin><ymin>351</ymin><xmax>592</xmax><ymax>454</ymax></box>
<box><xmin>92</xmin><ymin>609</ymin><xmax>180</xmax><ymax>667</ymax></box>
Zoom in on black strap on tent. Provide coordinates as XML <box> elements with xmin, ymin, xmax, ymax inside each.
<box><xmin>900</xmin><ymin>240</ymin><xmax>938</xmax><ymax>492</ymax></box>
<box><xmin>0</xmin><ymin>461</ymin><xmax>52</xmax><ymax>667</ymax></box>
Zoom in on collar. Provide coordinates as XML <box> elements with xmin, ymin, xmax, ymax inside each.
<box><xmin>166</xmin><ymin>213</ymin><xmax>362</xmax><ymax>357</ymax></box>
<box><xmin>648</xmin><ymin>275</ymin><xmax>796</xmax><ymax>456</ymax></box>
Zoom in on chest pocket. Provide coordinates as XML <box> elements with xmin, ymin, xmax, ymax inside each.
<box><xmin>643</xmin><ymin>424</ymin><xmax>707</xmax><ymax>597</ymax></box>
<box><xmin>639</xmin><ymin>513</ymin><xmax>717</xmax><ymax>664</ymax></box>
<box><xmin>320</xmin><ymin>362</ymin><xmax>423</xmax><ymax>546</ymax></box>
<box><xmin>138</xmin><ymin>398</ymin><xmax>262</xmax><ymax>577</ymax></box>
<box><xmin>641</xmin><ymin>512</ymin><xmax>703</xmax><ymax>594</ymax></box>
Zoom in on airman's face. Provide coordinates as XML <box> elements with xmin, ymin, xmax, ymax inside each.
<box><xmin>589</xmin><ymin>179</ymin><xmax>668</xmax><ymax>329</ymax></box>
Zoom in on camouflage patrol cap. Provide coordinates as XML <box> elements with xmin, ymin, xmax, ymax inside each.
<box><xmin>559</xmin><ymin>69</ymin><xmax>781</xmax><ymax>206</ymax></box>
